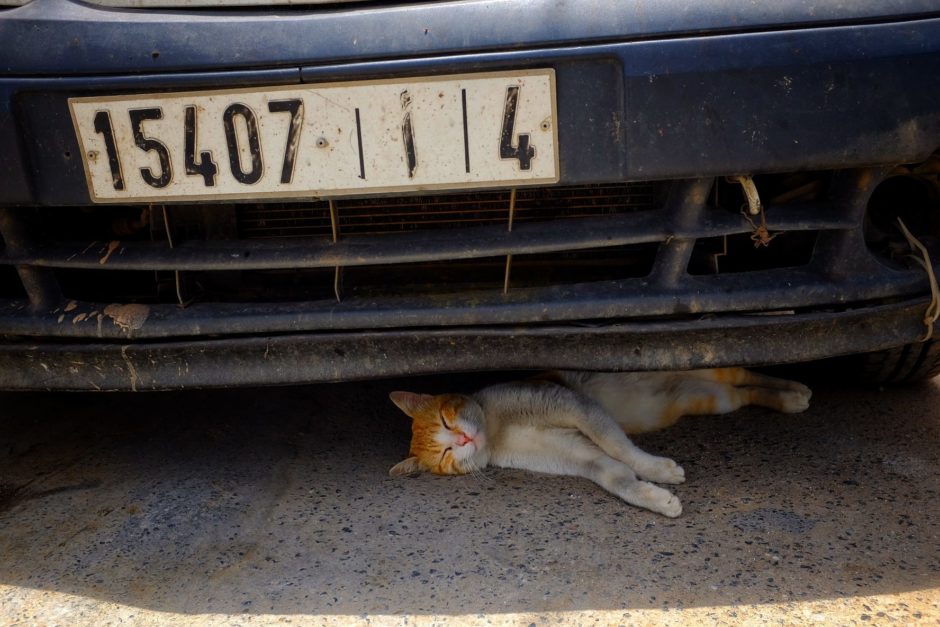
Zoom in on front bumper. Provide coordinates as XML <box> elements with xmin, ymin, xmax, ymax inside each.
<box><xmin>1</xmin><ymin>2</ymin><xmax>939</xmax><ymax>389</ymax></box>
<box><xmin>1</xmin><ymin>299</ymin><xmax>932</xmax><ymax>391</ymax></box>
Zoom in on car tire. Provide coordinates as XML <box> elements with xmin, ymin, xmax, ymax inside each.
<box><xmin>841</xmin><ymin>340</ymin><xmax>940</xmax><ymax>385</ymax></box>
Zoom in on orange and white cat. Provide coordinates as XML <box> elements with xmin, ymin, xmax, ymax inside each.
<box><xmin>389</xmin><ymin>368</ymin><xmax>811</xmax><ymax>517</ymax></box>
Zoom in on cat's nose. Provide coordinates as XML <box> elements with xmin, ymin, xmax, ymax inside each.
<box><xmin>456</xmin><ymin>433</ymin><xmax>474</xmax><ymax>446</ymax></box>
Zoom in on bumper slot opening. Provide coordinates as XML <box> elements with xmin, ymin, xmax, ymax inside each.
<box><xmin>864</xmin><ymin>159</ymin><xmax>940</xmax><ymax>270</ymax></box>
<box><xmin>687</xmin><ymin>231</ymin><xmax>819</xmax><ymax>276</ymax></box>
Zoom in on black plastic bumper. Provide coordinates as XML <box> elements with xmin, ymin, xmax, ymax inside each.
<box><xmin>0</xmin><ymin>298</ymin><xmax>933</xmax><ymax>391</ymax></box>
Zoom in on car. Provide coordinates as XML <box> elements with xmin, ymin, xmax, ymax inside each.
<box><xmin>0</xmin><ymin>0</ymin><xmax>938</xmax><ymax>390</ymax></box>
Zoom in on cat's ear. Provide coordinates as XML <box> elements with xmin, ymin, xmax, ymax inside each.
<box><xmin>389</xmin><ymin>456</ymin><xmax>424</xmax><ymax>477</ymax></box>
<box><xmin>389</xmin><ymin>391</ymin><xmax>436</xmax><ymax>416</ymax></box>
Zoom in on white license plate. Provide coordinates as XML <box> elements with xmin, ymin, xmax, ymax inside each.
<box><xmin>69</xmin><ymin>70</ymin><xmax>559</xmax><ymax>203</ymax></box>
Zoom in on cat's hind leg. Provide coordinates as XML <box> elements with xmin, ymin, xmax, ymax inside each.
<box><xmin>734</xmin><ymin>384</ymin><xmax>811</xmax><ymax>413</ymax></box>
<box><xmin>691</xmin><ymin>367</ymin><xmax>812</xmax><ymax>395</ymax></box>
<box><xmin>660</xmin><ymin>374</ymin><xmax>811</xmax><ymax>428</ymax></box>
<box><xmin>692</xmin><ymin>369</ymin><xmax>812</xmax><ymax>413</ymax></box>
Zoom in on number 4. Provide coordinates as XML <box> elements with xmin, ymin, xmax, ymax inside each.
<box><xmin>184</xmin><ymin>105</ymin><xmax>217</xmax><ymax>186</ymax></box>
<box><xmin>499</xmin><ymin>85</ymin><xmax>536</xmax><ymax>171</ymax></box>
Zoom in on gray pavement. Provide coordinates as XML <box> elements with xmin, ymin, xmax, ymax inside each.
<box><xmin>0</xmin><ymin>373</ymin><xmax>938</xmax><ymax>625</ymax></box>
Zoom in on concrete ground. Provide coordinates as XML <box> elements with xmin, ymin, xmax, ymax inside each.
<box><xmin>0</xmin><ymin>372</ymin><xmax>938</xmax><ymax>625</ymax></box>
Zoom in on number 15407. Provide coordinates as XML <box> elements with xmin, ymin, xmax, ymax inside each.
<box><xmin>69</xmin><ymin>70</ymin><xmax>559</xmax><ymax>203</ymax></box>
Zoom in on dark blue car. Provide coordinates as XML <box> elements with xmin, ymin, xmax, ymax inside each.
<box><xmin>1</xmin><ymin>0</ymin><xmax>939</xmax><ymax>389</ymax></box>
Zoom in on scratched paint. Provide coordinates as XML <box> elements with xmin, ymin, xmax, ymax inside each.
<box><xmin>99</xmin><ymin>241</ymin><xmax>120</xmax><ymax>265</ymax></box>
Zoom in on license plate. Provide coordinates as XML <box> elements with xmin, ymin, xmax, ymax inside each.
<box><xmin>69</xmin><ymin>70</ymin><xmax>559</xmax><ymax>203</ymax></box>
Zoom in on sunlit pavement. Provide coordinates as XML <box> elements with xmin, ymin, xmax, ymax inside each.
<box><xmin>1</xmin><ymin>375</ymin><xmax>938</xmax><ymax>625</ymax></box>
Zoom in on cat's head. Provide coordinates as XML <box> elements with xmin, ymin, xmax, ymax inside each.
<box><xmin>388</xmin><ymin>391</ymin><xmax>488</xmax><ymax>477</ymax></box>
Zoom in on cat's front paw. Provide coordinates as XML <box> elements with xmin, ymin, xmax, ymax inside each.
<box><xmin>631</xmin><ymin>482</ymin><xmax>682</xmax><ymax>518</ymax></box>
<box><xmin>638</xmin><ymin>457</ymin><xmax>685</xmax><ymax>485</ymax></box>
<box><xmin>656</xmin><ymin>492</ymin><xmax>683</xmax><ymax>518</ymax></box>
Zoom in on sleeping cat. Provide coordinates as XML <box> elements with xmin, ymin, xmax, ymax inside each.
<box><xmin>389</xmin><ymin>368</ymin><xmax>811</xmax><ymax>517</ymax></box>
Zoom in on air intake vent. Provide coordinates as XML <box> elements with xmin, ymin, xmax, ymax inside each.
<box><xmin>236</xmin><ymin>183</ymin><xmax>663</xmax><ymax>239</ymax></box>
<box><xmin>4</xmin><ymin>169</ymin><xmax>910</xmax><ymax>342</ymax></box>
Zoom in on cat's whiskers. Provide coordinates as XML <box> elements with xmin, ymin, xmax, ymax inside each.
<box><xmin>463</xmin><ymin>458</ymin><xmax>491</xmax><ymax>483</ymax></box>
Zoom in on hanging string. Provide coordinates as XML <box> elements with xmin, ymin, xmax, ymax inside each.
<box><xmin>897</xmin><ymin>217</ymin><xmax>939</xmax><ymax>341</ymax></box>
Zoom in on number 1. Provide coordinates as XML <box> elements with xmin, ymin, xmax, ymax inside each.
<box><xmin>400</xmin><ymin>90</ymin><xmax>417</xmax><ymax>178</ymax></box>
<box><xmin>93</xmin><ymin>110</ymin><xmax>125</xmax><ymax>191</ymax></box>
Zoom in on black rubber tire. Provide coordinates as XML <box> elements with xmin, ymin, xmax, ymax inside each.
<box><xmin>840</xmin><ymin>340</ymin><xmax>940</xmax><ymax>386</ymax></box>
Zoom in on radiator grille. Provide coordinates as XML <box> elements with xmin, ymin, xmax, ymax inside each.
<box><xmin>2</xmin><ymin>169</ymin><xmax>897</xmax><ymax>342</ymax></box>
<box><xmin>236</xmin><ymin>183</ymin><xmax>663</xmax><ymax>239</ymax></box>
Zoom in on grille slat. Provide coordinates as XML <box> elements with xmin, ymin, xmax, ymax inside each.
<box><xmin>0</xmin><ymin>200</ymin><xmax>855</xmax><ymax>273</ymax></box>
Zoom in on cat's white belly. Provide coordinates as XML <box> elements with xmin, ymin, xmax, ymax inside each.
<box><xmin>488</xmin><ymin>424</ymin><xmax>596</xmax><ymax>476</ymax></box>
